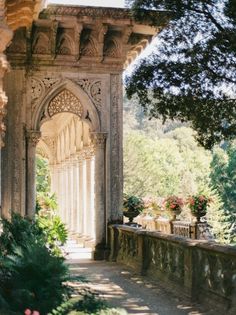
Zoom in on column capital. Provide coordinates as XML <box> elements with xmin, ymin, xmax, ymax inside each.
<box><xmin>83</xmin><ymin>146</ymin><xmax>95</xmax><ymax>160</ymax></box>
<box><xmin>90</xmin><ymin>132</ymin><xmax>107</xmax><ymax>149</ymax></box>
<box><xmin>26</xmin><ymin>130</ymin><xmax>41</xmax><ymax>146</ymax></box>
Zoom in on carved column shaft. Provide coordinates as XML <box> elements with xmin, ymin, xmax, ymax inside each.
<box><xmin>26</xmin><ymin>130</ymin><xmax>41</xmax><ymax>218</ymax></box>
<box><xmin>91</xmin><ymin>132</ymin><xmax>107</xmax><ymax>245</ymax></box>
<box><xmin>110</xmin><ymin>74</ymin><xmax>123</xmax><ymax>222</ymax></box>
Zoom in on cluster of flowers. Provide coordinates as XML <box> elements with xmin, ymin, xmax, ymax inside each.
<box><xmin>163</xmin><ymin>195</ymin><xmax>184</xmax><ymax>211</ymax></box>
<box><xmin>24</xmin><ymin>309</ymin><xmax>40</xmax><ymax>315</ymax></box>
<box><xmin>186</xmin><ymin>195</ymin><xmax>212</xmax><ymax>215</ymax></box>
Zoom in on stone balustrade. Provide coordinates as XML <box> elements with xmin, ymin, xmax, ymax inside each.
<box><xmin>133</xmin><ymin>215</ymin><xmax>212</xmax><ymax>240</ymax></box>
<box><xmin>109</xmin><ymin>225</ymin><xmax>236</xmax><ymax>314</ymax></box>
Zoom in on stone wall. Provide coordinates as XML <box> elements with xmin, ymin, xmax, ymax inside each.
<box><xmin>109</xmin><ymin>225</ymin><xmax>236</xmax><ymax>314</ymax></box>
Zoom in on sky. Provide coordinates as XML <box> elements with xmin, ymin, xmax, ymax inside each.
<box><xmin>47</xmin><ymin>0</ymin><xmax>125</xmax><ymax>8</ymax></box>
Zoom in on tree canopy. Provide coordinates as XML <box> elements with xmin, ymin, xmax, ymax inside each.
<box><xmin>125</xmin><ymin>0</ymin><xmax>236</xmax><ymax>149</ymax></box>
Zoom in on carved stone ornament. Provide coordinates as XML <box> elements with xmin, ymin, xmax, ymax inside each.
<box><xmin>26</xmin><ymin>130</ymin><xmax>41</xmax><ymax>146</ymax></box>
<box><xmin>48</xmin><ymin>89</ymin><xmax>83</xmax><ymax>118</ymax></box>
<box><xmin>31</xmin><ymin>76</ymin><xmax>61</xmax><ymax>110</ymax></box>
<box><xmin>90</xmin><ymin>132</ymin><xmax>107</xmax><ymax>148</ymax></box>
<box><xmin>83</xmin><ymin>146</ymin><xmax>95</xmax><ymax>159</ymax></box>
<box><xmin>74</xmin><ymin>79</ymin><xmax>102</xmax><ymax>111</ymax></box>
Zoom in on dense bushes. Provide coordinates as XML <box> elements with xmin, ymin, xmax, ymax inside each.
<box><xmin>0</xmin><ymin>214</ymin><xmax>69</xmax><ymax>314</ymax></box>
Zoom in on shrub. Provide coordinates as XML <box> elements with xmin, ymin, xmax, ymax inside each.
<box><xmin>0</xmin><ymin>214</ymin><xmax>69</xmax><ymax>315</ymax></box>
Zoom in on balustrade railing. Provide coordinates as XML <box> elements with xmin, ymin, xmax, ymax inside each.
<box><xmin>109</xmin><ymin>225</ymin><xmax>236</xmax><ymax>314</ymax></box>
<box><xmin>132</xmin><ymin>215</ymin><xmax>213</xmax><ymax>240</ymax></box>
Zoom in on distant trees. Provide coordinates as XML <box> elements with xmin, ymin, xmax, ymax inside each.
<box><xmin>123</xmin><ymin>97</ymin><xmax>212</xmax><ymax>198</ymax></box>
<box><xmin>209</xmin><ymin>145</ymin><xmax>236</xmax><ymax>244</ymax></box>
<box><xmin>123</xmin><ymin>95</ymin><xmax>236</xmax><ymax>245</ymax></box>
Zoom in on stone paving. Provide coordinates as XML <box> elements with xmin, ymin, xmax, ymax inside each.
<box><xmin>64</xmin><ymin>241</ymin><xmax>216</xmax><ymax>315</ymax></box>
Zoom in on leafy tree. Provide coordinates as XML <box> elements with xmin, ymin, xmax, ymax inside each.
<box><xmin>124</xmin><ymin>128</ymin><xmax>211</xmax><ymax>197</ymax></box>
<box><xmin>209</xmin><ymin>145</ymin><xmax>236</xmax><ymax>244</ymax></box>
<box><xmin>125</xmin><ymin>0</ymin><xmax>236</xmax><ymax>149</ymax></box>
<box><xmin>36</xmin><ymin>156</ymin><xmax>51</xmax><ymax>193</ymax></box>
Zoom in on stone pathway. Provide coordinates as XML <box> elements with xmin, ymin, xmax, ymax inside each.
<box><xmin>64</xmin><ymin>240</ymin><xmax>216</xmax><ymax>315</ymax></box>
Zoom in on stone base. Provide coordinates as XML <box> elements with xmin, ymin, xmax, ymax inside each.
<box><xmin>93</xmin><ymin>242</ymin><xmax>110</xmax><ymax>260</ymax></box>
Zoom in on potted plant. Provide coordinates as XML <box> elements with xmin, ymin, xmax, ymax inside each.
<box><xmin>186</xmin><ymin>194</ymin><xmax>212</xmax><ymax>222</ymax></box>
<box><xmin>123</xmin><ymin>194</ymin><xmax>144</xmax><ymax>224</ymax></box>
<box><xmin>163</xmin><ymin>195</ymin><xmax>184</xmax><ymax>220</ymax></box>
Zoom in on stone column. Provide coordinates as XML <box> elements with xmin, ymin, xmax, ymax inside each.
<box><xmin>0</xmin><ymin>6</ymin><xmax>13</xmax><ymax>215</ymax></box>
<box><xmin>82</xmin><ymin>157</ymin><xmax>87</xmax><ymax>236</ymax></box>
<box><xmin>78</xmin><ymin>155</ymin><xmax>84</xmax><ymax>235</ymax></box>
<box><xmin>110</xmin><ymin>74</ymin><xmax>123</xmax><ymax>223</ymax></box>
<box><xmin>75</xmin><ymin>157</ymin><xmax>80</xmax><ymax>234</ymax></box>
<box><xmin>60</xmin><ymin>162</ymin><xmax>66</xmax><ymax>223</ymax></box>
<box><xmin>91</xmin><ymin>132</ymin><xmax>107</xmax><ymax>248</ymax></box>
<box><xmin>69</xmin><ymin>158</ymin><xmax>74</xmax><ymax>232</ymax></box>
<box><xmin>65</xmin><ymin>159</ymin><xmax>71</xmax><ymax>229</ymax></box>
<box><xmin>26</xmin><ymin>130</ymin><xmax>41</xmax><ymax>218</ymax></box>
<box><xmin>71</xmin><ymin>158</ymin><xmax>78</xmax><ymax>232</ymax></box>
<box><xmin>84</xmin><ymin>147</ymin><xmax>95</xmax><ymax>240</ymax></box>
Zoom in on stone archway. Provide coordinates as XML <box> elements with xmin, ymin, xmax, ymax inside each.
<box><xmin>26</xmin><ymin>86</ymin><xmax>106</xmax><ymax>247</ymax></box>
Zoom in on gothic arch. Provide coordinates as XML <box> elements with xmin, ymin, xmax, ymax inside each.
<box><xmin>32</xmin><ymin>79</ymin><xmax>100</xmax><ymax>132</ymax></box>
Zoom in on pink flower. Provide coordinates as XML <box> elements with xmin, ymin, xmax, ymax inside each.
<box><xmin>24</xmin><ymin>310</ymin><xmax>31</xmax><ymax>315</ymax></box>
<box><xmin>32</xmin><ymin>311</ymin><xmax>40</xmax><ymax>315</ymax></box>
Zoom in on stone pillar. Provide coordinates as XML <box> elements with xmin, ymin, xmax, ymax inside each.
<box><xmin>0</xmin><ymin>6</ymin><xmax>13</xmax><ymax>215</ymax></box>
<box><xmin>26</xmin><ymin>130</ymin><xmax>41</xmax><ymax>218</ymax></box>
<box><xmin>86</xmin><ymin>156</ymin><xmax>92</xmax><ymax>238</ymax></box>
<box><xmin>65</xmin><ymin>159</ymin><xmax>71</xmax><ymax>229</ymax></box>
<box><xmin>78</xmin><ymin>156</ymin><xmax>84</xmax><ymax>235</ymax></box>
<box><xmin>91</xmin><ymin>132</ymin><xmax>107</xmax><ymax>252</ymax></box>
<box><xmin>0</xmin><ymin>8</ymin><xmax>12</xmax><ymax>150</ymax></box>
<box><xmin>60</xmin><ymin>162</ymin><xmax>66</xmax><ymax>223</ymax></box>
<box><xmin>84</xmin><ymin>147</ymin><xmax>95</xmax><ymax>240</ymax></box>
<box><xmin>110</xmin><ymin>74</ymin><xmax>123</xmax><ymax>223</ymax></box>
<box><xmin>69</xmin><ymin>158</ymin><xmax>74</xmax><ymax>231</ymax></box>
<box><xmin>82</xmin><ymin>157</ymin><xmax>87</xmax><ymax>236</ymax></box>
<box><xmin>72</xmin><ymin>158</ymin><xmax>78</xmax><ymax>232</ymax></box>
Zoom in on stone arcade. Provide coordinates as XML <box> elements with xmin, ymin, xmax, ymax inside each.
<box><xmin>0</xmin><ymin>1</ymin><xmax>166</xmax><ymax>256</ymax></box>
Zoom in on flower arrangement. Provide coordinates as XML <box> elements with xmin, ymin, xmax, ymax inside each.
<box><xmin>123</xmin><ymin>194</ymin><xmax>144</xmax><ymax>223</ymax></box>
<box><xmin>163</xmin><ymin>195</ymin><xmax>184</xmax><ymax>219</ymax></box>
<box><xmin>186</xmin><ymin>194</ymin><xmax>212</xmax><ymax>221</ymax></box>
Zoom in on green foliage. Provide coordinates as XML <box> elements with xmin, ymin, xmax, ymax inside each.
<box><xmin>124</xmin><ymin>128</ymin><xmax>211</xmax><ymax>198</ymax></box>
<box><xmin>50</xmin><ymin>291</ymin><xmax>127</xmax><ymax>315</ymax></box>
<box><xmin>37</xmin><ymin>214</ymin><xmax>68</xmax><ymax>255</ymax></box>
<box><xmin>0</xmin><ymin>244</ymin><xmax>68</xmax><ymax>314</ymax></box>
<box><xmin>125</xmin><ymin>0</ymin><xmax>236</xmax><ymax>149</ymax></box>
<box><xmin>123</xmin><ymin>194</ymin><xmax>144</xmax><ymax>213</ymax></box>
<box><xmin>209</xmin><ymin>144</ymin><xmax>236</xmax><ymax>244</ymax></box>
<box><xmin>36</xmin><ymin>156</ymin><xmax>51</xmax><ymax>193</ymax></box>
<box><xmin>0</xmin><ymin>213</ymin><xmax>45</xmax><ymax>255</ymax></box>
<box><xmin>0</xmin><ymin>214</ymin><xmax>69</xmax><ymax>315</ymax></box>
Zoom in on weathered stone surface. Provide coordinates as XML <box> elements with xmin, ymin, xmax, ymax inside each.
<box><xmin>109</xmin><ymin>225</ymin><xmax>236</xmax><ymax>314</ymax></box>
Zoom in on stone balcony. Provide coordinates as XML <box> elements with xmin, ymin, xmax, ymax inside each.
<box><xmin>109</xmin><ymin>225</ymin><xmax>236</xmax><ymax>314</ymax></box>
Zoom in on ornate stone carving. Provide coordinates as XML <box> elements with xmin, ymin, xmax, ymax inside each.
<box><xmin>80</xmin><ymin>29</ymin><xmax>97</xmax><ymax>57</ymax></box>
<box><xmin>75</xmin><ymin>79</ymin><xmax>101</xmax><ymax>111</ymax></box>
<box><xmin>57</xmin><ymin>32</ymin><xmax>73</xmax><ymax>56</ymax></box>
<box><xmin>32</xmin><ymin>32</ymin><xmax>50</xmax><ymax>54</ymax></box>
<box><xmin>31</xmin><ymin>76</ymin><xmax>61</xmax><ymax>109</ymax></box>
<box><xmin>83</xmin><ymin>146</ymin><xmax>95</xmax><ymax>159</ymax></box>
<box><xmin>26</xmin><ymin>130</ymin><xmax>41</xmax><ymax>146</ymax></box>
<box><xmin>42</xmin><ymin>6</ymin><xmax>132</xmax><ymax>20</ymax></box>
<box><xmin>48</xmin><ymin>89</ymin><xmax>83</xmax><ymax>118</ymax></box>
<box><xmin>90</xmin><ymin>132</ymin><xmax>107</xmax><ymax>149</ymax></box>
